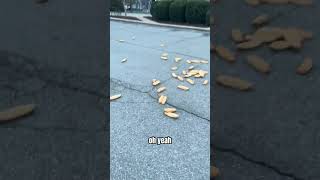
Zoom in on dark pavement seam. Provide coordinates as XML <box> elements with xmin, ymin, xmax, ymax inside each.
<box><xmin>170</xmin><ymin>34</ymin><xmax>209</xmax><ymax>45</ymax></box>
<box><xmin>0</xmin><ymin>125</ymin><xmax>107</xmax><ymax>134</ymax></box>
<box><xmin>214</xmin><ymin>145</ymin><xmax>303</xmax><ymax>180</ymax></box>
<box><xmin>111</xmin><ymin>40</ymin><xmax>209</xmax><ymax>60</ymax></box>
<box><xmin>111</xmin><ymin>101</ymin><xmax>155</xmax><ymax>104</ymax></box>
<box><xmin>111</xmin><ymin>77</ymin><xmax>210</xmax><ymax>122</ymax></box>
<box><xmin>111</xmin><ymin>78</ymin><xmax>152</xmax><ymax>93</ymax></box>
<box><xmin>1</xmin><ymin>51</ymin><xmax>107</xmax><ymax>98</ymax></box>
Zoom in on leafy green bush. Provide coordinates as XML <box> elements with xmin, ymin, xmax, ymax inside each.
<box><xmin>150</xmin><ymin>0</ymin><xmax>157</xmax><ymax>17</ymax></box>
<box><xmin>151</xmin><ymin>0</ymin><xmax>173</xmax><ymax>21</ymax></box>
<box><xmin>111</xmin><ymin>0</ymin><xmax>124</xmax><ymax>12</ymax></box>
<box><xmin>185</xmin><ymin>0</ymin><xmax>210</xmax><ymax>24</ymax></box>
<box><xmin>169</xmin><ymin>0</ymin><xmax>187</xmax><ymax>23</ymax></box>
<box><xmin>205</xmin><ymin>9</ymin><xmax>211</xmax><ymax>26</ymax></box>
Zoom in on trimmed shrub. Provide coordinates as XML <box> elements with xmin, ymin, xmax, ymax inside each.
<box><xmin>185</xmin><ymin>0</ymin><xmax>210</xmax><ymax>24</ymax></box>
<box><xmin>169</xmin><ymin>0</ymin><xmax>187</xmax><ymax>23</ymax></box>
<box><xmin>111</xmin><ymin>0</ymin><xmax>124</xmax><ymax>12</ymax></box>
<box><xmin>151</xmin><ymin>0</ymin><xmax>173</xmax><ymax>21</ymax></box>
<box><xmin>205</xmin><ymin>9</ymin><xmax>211</xmax><ymax>26</ymax></box>
<box><xmin>150</xmin><ymin>0</ymin><xmax>157</xmax><ymax>17</ymax></box>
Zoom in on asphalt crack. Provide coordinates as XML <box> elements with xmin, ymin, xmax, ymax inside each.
<box><xmin>1</xmin><ymin>50</ymin><xmax>107</xmax><ymax>98</ymax></box>
<box><xmin>111</xmin><ymin>77</ymin><xmax>210</xmax><ymax>122</ymax></box>
<box><xmin>0</xmin><ymin>125</ymin><xmax>106</xmax><ymax>134</ymax></box>
<box><xmin>214</xmin><ymin>145</ymin><xmax>303</xmax><ymax>180</ymax></box>
<box><xmin>111</xmin><ymin>39</ymin><xmax>209</xmax><ymax>60</ymax></box>
<box><xmin>171</xmin><ymin>33</ymin><xmax>209</xmax><ymax>45</ymax></box>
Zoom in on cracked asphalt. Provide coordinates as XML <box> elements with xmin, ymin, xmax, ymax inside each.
<box><xmin>213</xmin><ymin>1</ymin><xmax>320</xmax><ymax>180</ymax></box>
<box><xmin>110</xmin><ymin>21</ymin><xmax>210</xmax><ymax>179</ymax></box>
<box><xmin>0</xmin><ymin>1</ymin><xmax>108</xmax><ymax>179</ymax></box>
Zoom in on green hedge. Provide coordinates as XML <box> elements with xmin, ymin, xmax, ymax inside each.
<box><xmin>151</xmin><ymin>0</ymin><xmax>210</xmax><ymax>25</ymax></box>
<box><xmin>150</xmin><ymin>0</ymin><xmax>157</xmax><ymax>17</ymax></box>
<box><xmin>185</xmin><ymin>0</ymin><xmax>210</xmax><ymax>24</ymax></box>
<box><xmin>205</xmin><ymin>9</ymin><xmax>211</xmax><ymax>26</ymax></box>
<box><xmin>151</xmin><ymin>0</ymin><xmax>173</xmax><ymax>21</ymax></box>
<box><xmin>169</xmin><ymin>0</ymin><xmax>187</xmax><ymax>22</ymax></box>
<box><xmin>111</xmin><ymin>0</ymin><xmax>124</xmax><ymax>12</ymax></box>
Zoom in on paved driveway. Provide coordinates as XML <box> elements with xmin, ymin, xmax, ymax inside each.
<box><xmin>110</xmin><ymin>21</ymin><xmax>210</xmax><ymax>179</ymax></box>
<box><xmin>213</xmin><ymin>1</ymin><xmax>320</xmax><ymax>180</ymax></box>
<box><xmin>0</xmin><ymin>1</ymin><xmax>108</xmax><ymax>179</ymax></box>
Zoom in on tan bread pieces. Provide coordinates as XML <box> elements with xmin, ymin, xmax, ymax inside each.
<box><xmin>110</xmin><ymin>94</ymin><xmax>121</xmax><ymax>101</ymax></box>
<box><xmin>199</xmin><ymin>70</ymin><xmax>208</xmax><ymax>77</ymax></box>
<box><xmin>152</xmin><ymin>79</ymin><xmax>161</xmax><ymax>86</ymax></box>
<box><xmin>231</xmin><ymin>29</ymin><xmax>244</xmax><ymax>42</ymax></box>
<box><xmin>252</xmin><ymin>14</ymin><xmax>270</xmax><ymax>26</ymax></box>
<box><xmin>211</xmin><ymin>166</ymin><xmax>220</xmax><ymax>177</ymax></box>
<box><xmin>158</xmin><ymin>95</ymin><xmax>167</xmax><ymax>105</ymax></box>
<box><xmin>177</xmin><ymin>76</ymin><xmax>184</xmax><ymax>81</ymax></box>
<box><xmin>203</xmin><ymin>80</ymin><xmax>209</xmax><ymax>85</ymax></box>
<box><xmin>237</xmin><ymin>39</ymin><xmax>262</xmax><ymax>49</ymax></box>
<box><xmin>171</xmin><ymin>66</ymin><xmax>178</xmax><ymax>71</ymax></box>
<box><xmin>239</xmin><ymin>28</ymin><xmax>283</xmax><ymax>48</ymax></box>
<box><xmin>252</xmin><ymin>27</ymin><xmax>284</xmax><ymax>43</ymax></box>
<box><xmin>188</xmin><ymin>70</ymin><xmax>200</xmax><ymax>76</ymax></box>
<box><xmin>172</xmin><ymin>72</ymin><xmax>178</xmax><ymax>78</ymax></box>
<box><xmin>190</xmin><ymin>60</ymin><xmax>201</xmax><ymax>63</ymax></box>
<box><xmin>214</xmin><ymin>45</ymin><xmax>236</xmax><ymax>63</ymax></box>
<box><xmin>283</xmin><ymin>29</ymin><xmax>304</xmax><ymax>49</ymax></box>
<box><xmin>157</xmin><ymin>87</ymin><xmax>166</xmax><ymax>93</ymax></box>
<box><xmin>177</xmin><ymin>85</ymin><xmax>189</xmax><ymax>91</ymax></box>
<box><xmin>186</xmin><ymin>78</ymin><xmax>195</xmax><ymax>85</ymax></box>
<box><xmin>237</xmin><ymin>27</ymin><xmax>313</xmax><ymax>50</ymax></box>
<box><xmin>269</xmin><ymin>40</ymin><xmax>291</xmax><ymax>50</ymax></box>
<box><xmin>247</xmin><ymin>55</ymin><xmax>271</xmax><ymax>73</ymax></box>
<box><xmin>164</xmin><ymin>111</ymin><xmax>179</xmax><ymax>119</ymax></box>
<box><xmin>164</xmin><ymin>108</ymin><xmax>176</xmax><ymax>113</ymax></box>
<box><xmin>245</xmin><ymin>0</ymin><xmax>260</xmax><ymax>6</ymax></box>
<box><xmin>283</xmin><ymin>28</ymin><xmax>313</xmax><ymax>49</ymax></box>
<box><xmin>0</xmin><ymin>104</ymin><xmax>36</xmax><ymax>122</ymax></box>
<box><xmin>201</xmin><ymin>60</ymin><xmax>209</xmax><ymax>64</ymax></box>
<box><xmin>296</xmin><ymin>57</ymin><xmax>312</xmax><ymax>75</ymax></box>
<box><xmin>216</xmin><ymin>75</ymin><xmax>253</xmax><ymax>91</ymax></box>
<box><xmin>161</xmin><ymin>56</ymin><xmax>168</xmax><ymax>60</ymax></box>
<box><xmin>175</xmin><ymin>57</ymin><xmax>182</xmax><ymax>62</ymax></box>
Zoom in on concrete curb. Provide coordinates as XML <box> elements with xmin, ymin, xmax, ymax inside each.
<box><xmin>110</xmin><ymin>17</ymin><xmax>210</xmax><ymax>32</ymax></box>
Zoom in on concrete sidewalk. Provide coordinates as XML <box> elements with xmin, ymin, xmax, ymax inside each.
<box><xmin>213</xmin><ymin>1</ymin><xmax>320</xmax><ymax>180</ymax></box>
<box><xmin>110</xmin><ymin>21</ymin><xmax>210</xmax><ymax>179</ymax></box>
<box><xmin>111</xmin><ymin>12</ymin><xmax>210</xmax><ymax>32</ymax></box>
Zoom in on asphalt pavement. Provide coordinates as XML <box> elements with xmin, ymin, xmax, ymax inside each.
<box><xmin>110</xmin><ymin>21</ymin><xmax>210</xmax><ymax>179</ymax></box>
<box><xmin>0</xmin><ymin>1</ymin><xmax>108</xmax><ymax>179</ymax></box>
<box><xmin>212</xmin><ymin>1</ymin><xmax>320</xmax><ymax>180</ymax></box>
